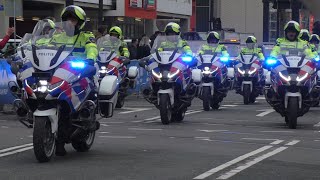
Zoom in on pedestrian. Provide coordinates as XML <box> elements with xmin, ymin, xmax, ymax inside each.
<box><xmin>95</xmin><ymin>26</ymin><xmax>107</xmax><ymax>40</ymax></box>
<box><xmin>128</xmin><ymin>38</ymin><xmax>138</xmax><ymax>60</ymax></box>
<box><xmin>4</xmin><ymin>44</ymin><xmax>15</xmax><ymax>58</ymax></box>
<box><xmin>0</xmin><ymin>27</ymin><xmax>15</xmax><ymax>50</ymax></box>
<box><xmin>137</xmin><ymin>35</ymin><xmax>151</xmax><ymax>59</ymax></box>
<box><xmin>150</xmin><ymin>31</ymin><xmax>161</xmax><ymax>48</ymax></box>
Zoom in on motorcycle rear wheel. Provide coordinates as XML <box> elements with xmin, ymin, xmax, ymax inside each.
<box><xmin>33</xmin><ymin>116</ymin><xmax>55</xmax><ymax>163</ymax></box>
<box><xmin>72</xmin><ymin>131</ymin><xmax>95</xmax><ymax>152</ymax></box>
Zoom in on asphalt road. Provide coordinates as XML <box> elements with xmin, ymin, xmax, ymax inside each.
<box><xmin>1</xmin><ymin>91</ymin><xmax>320</xmax><ymax>180</ymax></box>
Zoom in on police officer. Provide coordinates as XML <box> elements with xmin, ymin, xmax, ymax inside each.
<box><xmin>240</xmin><ymin>36</ymin><xmax>265</xmax><ymax>61</ymax></box>
<box><xmin>270</xmin><ymin>21</ymin><xmax>315</xmax><ymax>59</ymax></box>
<box><xmin>198</xmin><ymin>31</ymin><xmax>229</xmax><ymax>56</ymax></box>
<box><xmin>51</xmin><ymin>5</ymin><xmax>98</xmax><ymax>156</ymax></box>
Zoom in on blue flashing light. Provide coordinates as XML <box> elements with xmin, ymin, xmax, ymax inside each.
<box><xmin>181</xmin><ymin>56</ymin><xmax>193</xmax><ymax>62</ymax></box>
<box><xmin>220</xmin><ymin>56</ymin><xmax>229</xmax><ymax>62</ymax></box>
<box><xmin>314</xmin><ymin>56</ymin><xmax>320</xmax><ymax>62</ymax></box>
<box><xmin>266</xmin><ymin>57</ymin><xmax>277</xmax><ymax>65</ymax></box>
<box><xmin>71</xmin><ymin>61</ymin><xmax>85</xmax><ymax>69</ymax></box>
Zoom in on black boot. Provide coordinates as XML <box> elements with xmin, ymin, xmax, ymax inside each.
<box><xmin>55</xmin><ymin>142</ymin><xmax>67</xmax><ymax>156</ymax></box>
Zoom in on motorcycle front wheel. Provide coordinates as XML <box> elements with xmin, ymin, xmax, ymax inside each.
<box><xmin>243</xmin><ymin>84</ymin><xmax>251</xmax><ymax>105</ymax></box>
<box><xmin>159</xmin><ymin>94</ymin><xmax>172</xmax><ymax>125</ymax></box>
<box><xmin>287</xmin><ymin>97</ymin><xmax>298</xmax><ymax>129</ymax></box>
<box><xmin>202</xmin><ymin>87</ymin><xmax>211</xmax><ymax>111</ymax></box>
<box><xmin>33</xmin><ymin>116</ymin><xmax>55</xmax><ymax>163</ymax></box>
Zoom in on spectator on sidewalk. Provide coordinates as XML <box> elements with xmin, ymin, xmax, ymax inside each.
<box><xmin>137</xmin><ymin>35</ymin><xmax>151</xmax><ymax>59</ymax></box>
<box><xmin>0</xmin><ymin>27</ymin><xmax>14</xmax><ymax>50</ymax></box>
<box><xmin>129</xmin><ymin>38</ymin><xmax>138</xmax><ymax>60</ymax></box>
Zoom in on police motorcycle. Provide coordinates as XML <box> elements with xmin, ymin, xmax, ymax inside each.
<box><xmin>97</xmin><ymin>36</ymin><xmax>138</xmax><ymax>109</ymax></box>
<box><xmin>10</xmin><ymin>21</ymin><xmax>100</xmax><ymax>162</ymax></box>
<box><xmin>139</xmin><ymin>35</ymin><xmax>196</xmax><ymax>125</ymax></box>
<box><xmin>234</xmin><ymin>52</ymin><xmax>264</xmax><ymax>104</ymax></box>
<box><xmin>191</xmin><ymin>42</ymin><xmax>230</xmax><ymax>111</ymax></box>
<box><xmin>264</xmin><ymin>47</ymin><xmax>319</xmax><ymax>129</ymax></box>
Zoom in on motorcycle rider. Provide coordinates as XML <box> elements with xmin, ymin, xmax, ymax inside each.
<box><xmin>309</xmin><ymin>34</ymin><xmax>320</xmax><ymax>56</ymax></box>
<box><xmin>32</xmin><ymin>19</ymin><xmax>56</xmax><ymax>45</ymax></box>
<box><xmin>240</xmin><ymin>36</ymin><xmax>265</xmax><ymax>61</ymax></box>
<box><xmin>50</xmin><ymin>5</ymin><xmax>98</xmax><ymax>156</ymax></box>
<box><xmin>104</xmin><ymin>26</ymin><xmax>130</xmax><ymax>76</ymax></box>
<box><xmin>270</xmin><ymin>21</ymin><xmax>315</xmax><ymax>59</ymax></box>
<box><xmin>298</xmin><ymin>29</ymin><xmax>311</xmax><ymax>42</ymax></box>
<box><xmin>198</xmin><ymin>31</ymin><xmax>229</xmax><ymax>56</ymax></box>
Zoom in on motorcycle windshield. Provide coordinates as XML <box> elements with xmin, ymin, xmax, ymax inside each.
<box><xmin>278</xmin><ymin>47</ymin><xmax>309</xmax><ymax>68</ymax></box>
<box><xmin>20</xmin><ymin>21</ymin><xmax>75</xmax><ymax>71</ymax></box>
<box><xmin>17</xmin><ymin>33</ymin><xmax>33</xmax><ymax>59</ymax></box>
<box><xmin>151</xmin><ymin>35</ymin><xmax>183</xmax><ymax>64</ymax></box>
<box><xmin>240</xmin><ymin>54</ymin><xmax>257</xmax><ymax>65</ymax></box>
<box><xmin>188</xmin><ymin>40</ymin><xmax>218</xmax><ymax>64</ymax></box>
<box><xmin>97</xmin><ymin>35</ymin><xmax>122</xmax><ymax>63</ymax></box>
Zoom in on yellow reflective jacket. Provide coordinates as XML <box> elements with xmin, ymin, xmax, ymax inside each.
<box><xmin>240</xmin><ymin>47</ymin><xmax>265</xmax><ymax>61</ymax></box>
<box><xmin>270</xmin><ymin>38</ymin><xmax>315</xmax><ymax>59</ymax></box>
<box><xmin>51</xmin><ymin>31</ymin><xmax>98</xmax><ymax>60</ymax></box>
<box><xmin>198</xmin><ymin>44</ymin><xmax>229</xmax><ymax>56</ymax></box>
<box><xmin>158</xmin><ymin>39</ymin><xmax>192</xmax><ymax>56</ymax></box>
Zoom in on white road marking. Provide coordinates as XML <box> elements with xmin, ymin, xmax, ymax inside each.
<box><xmin>285</xmin><ymin>140</ymin><xmax>300</xmax><ymax>146</ymax></box>
<box><xmin>198</xmin><ymin>130</ymin><xmax>229</xmax><ymax>133</ymax></box>
<box><xmin>103</xmin><ymin>122</ymin><xmax>124</xmax><ymax>124</ymax></box>
<box><xmin>195</xmin><ymin>137</ymin><xmax>210</xmax><ymax>139</ymax></box>
<box><xmin>99</xmin><ymin>136</ymin><xmax>136</xmax><ymax>139</ymax></box>
<box><xmin>193</xmin><ymin>145</ymin><xmax>274</xmax><ymax>179</ymax></box>
<box><xmin>0</xmin><ymin>143</ymin><xmax>33</xmax><ymax>154</ymax></box>
<box><xmin>128</xmin><ymin>128</ymin><xmax>162</xmax><ymax>131</ymax></box>
<box><xmin>222</xmin><ymin>105</ymin><xmax>238</xmax><ymax>107</ymax></box>
<box><xmin>217</xmin><ymin>147</ymin><xmax>288</xmax><ymax>179</ymax></box>
<box><xmin>119</xmin><ymin>108</ymin><xmax>152</xmax><ymax>114</ymax></box>
<box><xmin>132</xmin><ymin>116</ymin><xmax>160</xmax><ymax>123</ymax></box>
<box><xmin>241</xmin><ymin>138</ymin><xmax>280</xmax><ymax>141</ymax></box>
<box><xmin>1</xmin><ymin>126</ymin><xmax>9</xmax><ymax>128</ymax></box>
<box><xmin>314</xmin><ymin>122</ymin><xmax>320</xmax><ymax>127</ymax></box>
<box><xmin>0</xmin><ymin>120</ymin><xmax>7</xmax><ymax>122</ymax></box>
<box><xmin>256</xmin><ymin>97</ymin><xmax>265</xmax><ymax>100</ymax></box>
<box><xmin>0</xmin><ymin>146</ymin><xmax>34</xmax><ymax>158</ymax></box>
<box><xmin>260</xmin><ymin>131</ymin><xmax>294</xmax><ymax>133</ymax></box>
<box><xmin>270</xmin><ymin>140</ymin><xmax>284</xmax><ymax>145</ymax></box>
<box><xmin>100</xmin><ymin>124</ymin><xmax>109</xmax><ymax>127</ymax></box>
<box><xmin>256</xmin><ymin>109</ymin><xmax>275</xmax><ymax>117</ymax></box>
<box><xmin>98</xmin><ymin>132</ymin><xmax>110</xmax><ymax>134</ymax></box>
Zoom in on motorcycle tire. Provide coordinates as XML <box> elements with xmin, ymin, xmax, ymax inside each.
<box><xmin>116</xmin><ymin>95</ymin><xmax>125</xmax><ymax>108</ymax></box>
<box><xmin>202</xmin><ymin>87</ymin><xmax>211</xmax><ymax>111</ymax></box>
<box><xmin>243</xmin><ymin>84</ymin><xmax>251</xmax><ymax>105</ymax></box>
<box><xmin>159</xmin><ymin>94</ymin><xmax>171</xmax><ymax>125</ymax></box>
<box><xmin>33</xmin><ymin>116</ymin><xmax>55</xmax><ymax>163</ymax></box>
<box><xmin>72</xmin><ymin>131</ymin><xmax>95</xmax><ymax>152</ymax></box>
<box><xmin>173</xmin><ymin>108</ymin><xmax>186</xmax><ymax>122</ymax></box>
<box><xmin>287</xmin><ymin>97</ymin><xmax>298</xmax><ymax>129</ymax></box>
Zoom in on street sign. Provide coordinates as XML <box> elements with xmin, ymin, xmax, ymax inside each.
<box><xmin>4</xmin><ymin>0</ymin><xmax>23</xmax><ymax>17</ymax></box>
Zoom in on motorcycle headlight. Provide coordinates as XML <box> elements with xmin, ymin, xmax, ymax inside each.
<box><xmin>36</xmin><ymin>86</ymin><xmax>48</xmax><ymax>93</ymax></box>
<box><xmin>99</xmin><ymin>66</ymin><xmax>107</xmax><ymax>74</ymax></box>
<box><xmin>296</xmin><ymin>73</ymin><xmax>308</xmax><ymax>82</ymax></box>
<box><xmin>48</xmin><ymin>81</ymin><xmax>65</xmax><ymax>92</ymax></box>
<box><xmin>39</xmin><ymin>80</ymin><xmax>48</xmax><ymax>86</ymax></box>
<box><xmin>202</xmin><ymin>66</ymin><xmax>218</xmax><ymax>75</ymax></box>
<box><xmin>279</xmin><ymin>72</ymin><xmax>291</xmax><ymax>82</ymax></box>
<box><xmin>248</xmin><ymin>68</ymin><xmax>257</xmax><ymax>75</ymax></box>
<box><xmin>152</xmin><ymin>70</ymin><xmax>162</xmax><ymax>79</ymax></box>
<box><xmin>168</xmin><ymin>69</ymin><xmax>180</xmax><ymax>79</ymax></box>
<box><xmin>238</xmin><ymin>67</ymin><xmax>245</xmax><ymax>75</ymax></box>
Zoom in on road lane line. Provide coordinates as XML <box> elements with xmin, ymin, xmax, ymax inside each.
<box><xmin>216</xmin><ymin>147</ymin><xmax>288</xmax><ymax>179</ymax></box>
<box><xmin>285</xmin><ymin>140</ymin><xmax>300</xmax><ymax>146</ymax></box>
<box><xmin>256</xmin><ymin>109</ymin><xmax>275</xmax><ymax>117</ymax></box>
<box><xmin>0</xmin><ymin>143</ymin><xmax>33</xmax><ymax>154</ymax></box>
<box><xmin>193</xmin><ymin>145</ymin><xmax>274</xmax><ymax>179</ymax></box>
<box><xmin>100</xmin><ymin>124</ymin><xmax>109</xmax><ymax>127</ymax></box>
<box><xmin>132</xmin><ymin>116</ymin><xmax>160</xmax><ymax>123</ymax></box>
<box><xmin>270</xmin><ymin>140</ymin><xmax>284</xmax><ymax>145</ymax></box>
<box><xmin>99</xmin><ymin>136</ymin><xmax>136</xmax><ymax>139</ymax></box>
<box><xmin>257</xmin><ymin>97</ymin><xmax>265</xmax><ymax>100</ymax></box>
<box><xmin>0</xmin><ymin>146</ymin><xmax>33</xmax><ymax>158</ymax></box>
<box><xmin>136</xmin><ymin>110</ymin><xmax>204</xmax><ymax>123</ymax></box>
<box><xmin>129</xmin><ymin>128</ymin><xmax>162</xmax><ymax>131</ymax></box>
<box><xmin>98</xmin><ymin>132</ymin><xmax>110</xmax><ymax>134</ymax></box>
<box><xmin>198</xmin><ymin>130</ymin><xmax>229</xmax><ymax>133</ymax></box>
<box><xmin>222</xmin><ymin>105</ymin><xmax>238</xmax><ymax>107</ymax></box>
<box><xmin>241</xmin><ymin>138</ymin><xmax>280</xmax><ymax>141</ymax></box>
<box><xmin>260</xmin><ymin>131</ymin><xmax>294</xmax><ymax>133</ymax></box>
<box><xmin>119</xmin><ymin>108</ymin><xmax>152</xmax><ymax>114</ymax></box>
<box><xmin>314</xmin><ymin>122</ymin><xmax>320</xmax><ymax>127</ymax></box>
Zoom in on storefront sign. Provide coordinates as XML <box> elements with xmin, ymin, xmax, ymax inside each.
<box><xmin>145</xmin><ymin>0</ymin><xmax>155</xmax><ymax>9</ymax></box>
<box><xmin>130</xmin><ymin>0</ymin><xmax>143</xmax><ymax>8</ymax></box>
